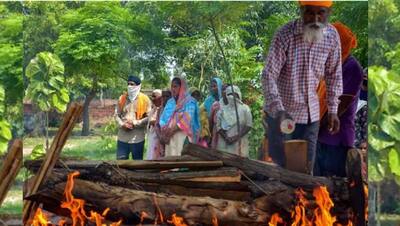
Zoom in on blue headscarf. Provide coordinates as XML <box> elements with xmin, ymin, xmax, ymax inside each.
<box><xmin>203</xmin><ymin>77</ymin><xmax>223</xmax><ymax>117</ymax></box>
<box><xmin>159</xmin><ymin>77</ymin><xmax>200</xmax><ymax>143</ymax></box>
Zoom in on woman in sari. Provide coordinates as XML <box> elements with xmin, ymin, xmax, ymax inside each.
<box><xmin>203</xmin><ymin>77</ymin><xmax>223</xmax><ymax>117</ymax></box>
<box><xmin>159</xmin><ymin>77</ymin><xmax>200</xmax><ymax>156</ymax></box>
<box><xmin>203</xmin><ymin>78</ymin><xmax>223</xmax><ymax>148</ymax></box>
<box><xmin>190</xmin><ymin>87</ymin><xmax>210</xmax><ymax>147</ymax></box>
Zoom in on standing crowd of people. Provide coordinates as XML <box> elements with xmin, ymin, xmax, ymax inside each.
<box><xmin>114</xmin><ymin>0</ymin><xmax>367</xmax><ymax>178</ymax></box>
<box><xmin>115</xmin><ymin>76</ymin><xmax>253</xmax><ymax>160</ymax></box>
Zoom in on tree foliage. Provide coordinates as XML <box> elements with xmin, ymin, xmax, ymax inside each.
<box><xmin>19</xmin><ymin>1</ymin><xmax>368</xmax><ymax>155</ymax></box>
<box><xmin>369</xmin><ymin>0</ymin><xmax>400</xmax><ymax>185</ymax></box>
<box><xmin>25</xmin><ymin>51</ymin><xmax>69</xmax><ymax>113</ymax></box>
<box><xmin>0</xmin><ymin>2</ymin><xmax>23</xmax><ymax>147</ymax></box>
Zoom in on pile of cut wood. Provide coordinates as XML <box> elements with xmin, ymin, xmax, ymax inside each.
<box><xmin>24</xmin><ymin>144</ymin><xmax>366</xmax><ymax>226</ymax></box>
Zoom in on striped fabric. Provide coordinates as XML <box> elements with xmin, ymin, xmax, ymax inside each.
<box><xmin>261</xmin><ymin>19</ymin><xmax>343</xmax><ymax>124</ymax></box>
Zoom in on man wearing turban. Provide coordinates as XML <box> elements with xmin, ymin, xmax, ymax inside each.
<box><xmin>115</xmin><ymin>75</ymin><xmax>152</xmax><ymax>160</ymax></box>
<box><xmin>315</xmin><ymin>22</ymin><xmax>363</xmax><ymax>177</ymax></box>
<box><xmin>261</xmin><ymin>0</ymin><xmax>342</xmax><ymax>175</ymax></box>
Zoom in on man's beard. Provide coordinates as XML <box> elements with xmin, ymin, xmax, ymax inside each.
<box><xmin>303</xmin><ymin>22</ymin><xmax>325</xmax><ymax>43</ymax></box>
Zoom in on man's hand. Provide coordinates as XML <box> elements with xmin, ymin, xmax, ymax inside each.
<box><xmin>277</xmin><ymin>110</ymin><xmax>292</xmax><ymax>128</ymax></box>
<box><xmin>327</xmin><ymin>113</ymin><xmax>340</xmax><ymax>134</ymax></box>
<box><xmin>226</xmin><ymin>135</ymin><xmax>239</xmax><ymax>144</ymax></box>
<box><xmin>123</xmin><ymin>121</ymin><xmax>133</xmax><ymax>130</ymax></box>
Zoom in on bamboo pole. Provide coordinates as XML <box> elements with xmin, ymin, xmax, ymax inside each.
<box><xmin>23</xmin><ymin>103</ymin><xmax>83</xmax><ymax>225</ymax></box>
<box><xmin>0</xmin><ymin>139</ymin><xmax>23</xmax><ymax>206</ymax></box>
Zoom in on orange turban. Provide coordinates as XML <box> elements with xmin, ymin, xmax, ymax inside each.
<box><xmin>299</xmin><ymin>1</ymin><xmax>333</xmax><ymax>7</ymax></box>
<box><xmin>332</xmin><ymin>22</ymin><xmax>357</xmax><ymax>61</ymax></box>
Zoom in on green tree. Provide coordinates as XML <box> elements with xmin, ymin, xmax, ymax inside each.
<box><xmin>0</xmin><ymin>3</ymin><xmax>23</xmax><ymax>139</ymax></box>
<box><xmin>25</xmin><ymin>51</ymin><xmax>69</xmax><ymax>151</ymax></box>
<box><xmin>54</xmin><ymin>2</ymin><xmax>133</xmax><ymax>136</ymax></box>
<box><xmin>0</xmin><ymin>86</ymin><xmax>12</xmax><ymax>155</ymax></box>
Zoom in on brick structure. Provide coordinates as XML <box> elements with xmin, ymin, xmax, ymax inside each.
<box><xmin>24</xmin><ymin>89</ymin><xmax>155</xmax><ymax>130</ymax></box>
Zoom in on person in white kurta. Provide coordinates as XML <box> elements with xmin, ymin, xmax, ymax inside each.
<box><xmin>216</xmin><ymin>85</ymin><xmax>253</xmax><ymax>157</ymax></box>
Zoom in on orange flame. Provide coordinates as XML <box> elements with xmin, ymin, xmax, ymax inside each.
<box><xmin>290</xmin><ymin>188</ymin><xmax>312</xmax><ymax>226</ymax></box>
<box><xmin>364</xmin><ymin>184</ymin><xmax>368</xmax><ymax>221</ymax></box>
<box><xmin>58</xmin><ymin>171</ymin><xmax>122</xmax><ymax>226</ymax></box>
<box><xmin>212</xmin><ymin>216</ymin><xmax>219</xmax><ymax>226</ymax></box>
<box><xmin>153</xmin><ymin>194</ymin><xmax>164</xmax><ymax>224</ymax></box>
<box><xmin>60</xmin><ymin>171</ymin><xmax>88</xmax><ymax>226</ymax></box>
<box><xmin>58</xmin><ymin>219</ymin><xmax>66</xmax><ymax>226</ymax></box>
<box><xmin>139</xmin><ymin>211</ymin><xmax>149</xmax><ymax>226</ymax></box>
<box><xmin>167</xmin><ymin>213</ymin><xmax>188</xmax><ymax>226</ymax></box>
<box><xmin>313</xmin><ymin>186</ymin><xmax>336</xmax><ymax>226</ymax></box>
<box><xmin>31</xmin><ymin>208</ymin><xmax>49</xmax><ymax>226</ymax></box>
<box><xmin>268</xmin><ymin>213</ymin><xmax>283</xmax><ymax>226</ymax></box>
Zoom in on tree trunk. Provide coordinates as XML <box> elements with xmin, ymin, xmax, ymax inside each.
<box><xmin>368</xmin><ymin>183</ymin><xmax>377</xmax><ymax>225</ymax></box>
<box><xmin>45</xmin><ymin>111</ymin><xmax>49</xmax><ymax>152</ymax></box>
<box><xmin>377</xmin><ymin>182</ymin><xmax>381</xmax><ymax>226</ymax></box>
<box><xmin>81</xmin><ymin>88</ymin><xmax>97</xmax><ymax>136</ymax></box>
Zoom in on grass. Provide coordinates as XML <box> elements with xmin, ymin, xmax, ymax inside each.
<box><xmin>380</xmin><ymin>214</ymin><xmax>400</xmax><ymax>225</ymax></box>
<box><xmin>62</xmin><ymin>135</ymin><xmax>117</xmax><ymax>160</ymax></box>
<box><xmin>24</xmin><ymin>131</ymin><xmax>149</xmax><ymax>161</ymax></box>
<box><xmin>0</xmin><ymin>185</ymin><xmax>22</xmax><ymax>217</ymax></box>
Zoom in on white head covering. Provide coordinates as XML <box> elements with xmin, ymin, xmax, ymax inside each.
<box><xmin>219</xmin><ymin>85</ymin><xmax>243</xmax><ymax>130</ymax></box>
<box><xmin>225</xmin><ymin>85</ymin><xmax>242</xmax><ymax>100</ymax></box>
<box><xmin>152</xmin><ymin>89</ymin><xmax>162</xmax><ymax>97</ymax></box>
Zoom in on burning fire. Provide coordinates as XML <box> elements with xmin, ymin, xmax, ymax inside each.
<box><xmin>313</xmin><ymin>186</ymin><xmax>336</xmax><ymax>226</ymax></box>
<box><xmin>268</xmin><ymin>213</ymin><xmax>283</xmax><ymax>226</ymax></box>
<box><xmin>291</xmin><ymin>188</ymin><xmax>312</xmax><ymax>226</ymax></box>
<box><xmin>30</xmin><ymin>171</ymin><xmax>361</xmax><ymax>226</ymax></box>
<box><xmin>31</xmin><ymin>208</ymin><xmax>49</xmax><ymax>226</ymax></box>
<box><xmin>167</xmin><ymin>213</ymin><xmax>188</xmax><ymax>226</ymax></box>
<box><xmin>364</xmin><ymin>184</ymin><xmax>368</xmax><ymax>221</ymax></box>
<box><xmin>31</xmin><ymin>171</ymin><xmax>122</xmax><ymax>226</ymax></box>
<box><xmin>212</xmin><ymin>216</ymin><xmax>219</xmax><ymax>226</ymax></box>
<box><xmin>268</xmin><ymin>186</ymin><xmax>354</xmax><ymax>226</ymax></box>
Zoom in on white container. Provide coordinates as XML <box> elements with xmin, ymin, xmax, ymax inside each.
<box><xmin>280</xmin><ymin>119</ymin><xmax>295</xmax><ymax>134</ymax></box>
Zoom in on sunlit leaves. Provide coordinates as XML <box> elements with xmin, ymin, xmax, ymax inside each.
<box><xmin>25</xmin><ymin>52</ymin><xmax>69</xmax><ymax>113</ymax></box>
<box><xmin>0</xmin><ymin>86</ymin><xmax>11</xmax><ymax>155</ymax></box>
<box><xmin>369</xmin><ymin>65</ymin><xmax>400</xmax><ymax>183</ymax></box>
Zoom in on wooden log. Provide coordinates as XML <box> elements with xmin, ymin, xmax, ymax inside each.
<box><xmin>29</xmin><ymin>178</ymin><xmax>269</xmax><ymax>226</ymax></box>
<box><xmin>38</xmin><ymin>168</ymin><xmax>250</xmax><ymax>192</ymax></box>
<box><xmin>26</xmin><ymin>162</ymin><xmax>242</xmax><ymax>186</ymax></box>
<box><xmin>0</xmin><ymin>139</ymin><xmax>22</xmax><ymax>206</ymax></box>
<box><xmin>244</xmin><ymin>180</ymin><xmax>292</xmax><ymax>198</ymax></box>
<box><xmin>36</xmin><ymin>168</ymin><xmax>250</xmax><ymax>201</ymax></box>
<box><xmin>23</xmin><ymin>103</ymin><xmax>84</xmax><ymax>225</ymax></box>
<box><xmin>182</xmin><ymin>144</ymin><xmax>334</xmax><ymax>191</ymax></box>
<box><xmin>24</xmin><ymin>159</ymin><xmax>224</xmax><ymax>170</ymax></box>
<box><xmin>346</xmin><ymin>148</ymin><xmax>366</xmax><ymax>226</ymax></box>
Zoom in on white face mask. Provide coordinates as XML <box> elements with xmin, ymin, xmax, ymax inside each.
<box><xmin>127</xmin><ymin>84</ymin><xmax>141</xmax><ymax>101</ymax></box>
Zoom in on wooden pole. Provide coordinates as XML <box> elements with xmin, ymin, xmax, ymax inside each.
<box><xmin>22</xmin><ymin>103</ymin><xmax>83</xmax><ymax>225</ymax></box>
<box><xmin>0</xmin><ymin>139</ymin><xmax>22</xmax><ymax>206</ymax></box>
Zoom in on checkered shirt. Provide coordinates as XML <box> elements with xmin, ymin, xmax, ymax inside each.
<box><xmin>261</xmin><ymin>19</ymin><xmax>343</xmax><ymax>124</ymax></box>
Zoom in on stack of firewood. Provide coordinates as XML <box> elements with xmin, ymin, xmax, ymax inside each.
<box><xmin>24</xmin><ymin>143</ymin><xmax>366</xmax><ymax>226</ymax></box>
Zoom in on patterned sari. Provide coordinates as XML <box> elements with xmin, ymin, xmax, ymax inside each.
<box><xmin>159</xmin><ymin>77</ymin><xmax>200</xmax><ymax>144</ymax></box>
